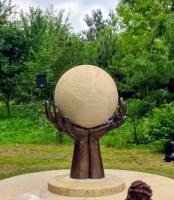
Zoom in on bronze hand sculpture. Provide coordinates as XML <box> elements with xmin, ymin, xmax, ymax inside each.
<box><xmin>45</xmin><ymin>97</ymin><xmax>126</xmax><ymax>179</ymax></box>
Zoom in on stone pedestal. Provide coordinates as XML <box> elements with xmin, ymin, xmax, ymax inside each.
<box><xmin>48</xmin><ymin>173</ymin><xmax>125</xmax><ymax>197</ymax></box>
<box><xmin>1</xmin><ymin>170</ymin><xmax>174</xmax><ymax>200</ymax></box>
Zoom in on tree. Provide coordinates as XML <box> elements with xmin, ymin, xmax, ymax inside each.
<box><xmin>18</xmin><ymin>7</ymin><xmax>72</xmax><ymax>101</ymax></box>
<box><xmin>0</xmin><ymin>0</ymin><xmax>14</xmax><ymax>25</ymax></box>
<box><xmin>113</xmin><ymin>0</ymin><xmax>174</xmax><ymax>101</ymax></box>
<box><xmin>83</xmin><ymin>9</ymin><xmax>106</xmax><ymax>41</ymax></box>
<box><xmin>82</xmin><ymin>9</ymin><xmax>126</xmax><ymax>90</ymax></box>
<box><xmin>127</xmin><ymin>99</ymin><xmax>150</xmax><ymax>144</ymax></box>
<box><xmin>0</xmin><ymin>0</ymin><xmax>27</xmax><ymax>115</ymax></box>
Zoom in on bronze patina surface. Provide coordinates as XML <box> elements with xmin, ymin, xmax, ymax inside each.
<box><xmin>45</xmin><ymin>97</ymin><xmax>126</xmax><ymax>179</ymax></box>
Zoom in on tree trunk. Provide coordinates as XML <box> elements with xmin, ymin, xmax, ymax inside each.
<box><xmin>6</xmin><ymin>99</ymin><xmax>10</xmax><ymax>117</ymax></box>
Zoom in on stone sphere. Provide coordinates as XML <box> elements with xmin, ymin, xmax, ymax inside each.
<box><xmin>54</xmin><ymin>65</ymin><xmax>118</xmax><ymax>128</ymax></box>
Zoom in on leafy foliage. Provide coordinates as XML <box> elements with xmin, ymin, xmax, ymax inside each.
<box><xmin>0</xmin><ymin>0</ymin><xmax>173</xmax><ymax>148</ymax></box>
<box><xmin>144</xmin><ymin>103</ymin><xmax>174</xmax><ymax>141</ymax></box>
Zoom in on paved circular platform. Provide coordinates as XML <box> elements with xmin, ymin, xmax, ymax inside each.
<box><xmin>0</xmin><ymin>169</ymin><xmax>174</xmax><ymax>200</ymax></box>
<box><xmin>48</xmin><ymin>173</ymin><xmax>125</xmax><ymax>197</ymax></box>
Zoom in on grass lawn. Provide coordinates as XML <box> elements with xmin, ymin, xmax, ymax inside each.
<box><xmin>0</xmin><ymin>144</ymin><xmax>173</xmax><ymax>180</ymax></box>
<box><xmin>0</xmin><ymin>103</ymin><xmax>173</xmax><ymax>181</ymax></box>
<box><xmin>0</xmin><ymin>102</ymin><xmax>137</xmax><ymax>147</ymax></box>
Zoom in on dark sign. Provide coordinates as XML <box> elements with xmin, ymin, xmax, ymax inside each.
<box><xmin>36</xmin><ymin>75</ymin><xmax>47</xmax><ymax>88</ymax></box>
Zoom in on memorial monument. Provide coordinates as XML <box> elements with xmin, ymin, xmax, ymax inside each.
<box><xmin>45</xmin><ymin>64</ymin><xmax>127</xmax><ymax>197</ymax></box>
<box><xmin>1</xmin><ymin>65</ymin><xmax>174</xmax><ymax>200</ymax></box>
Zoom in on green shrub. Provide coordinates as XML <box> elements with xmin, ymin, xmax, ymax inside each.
<box><xmin>143</xmin><ymin>103</ymin><xmax>174</xmax><ymax>141</ymax></box>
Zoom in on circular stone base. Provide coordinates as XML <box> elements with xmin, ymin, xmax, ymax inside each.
<box><xmin>48</xmin><ymin>174</ymin><xmax>125</xmax><ymax>197</ymax></box>
<box><xmin>1</xmin><ymin>170</ymin><xmax>174</xmax><ymax>200</ymax></box>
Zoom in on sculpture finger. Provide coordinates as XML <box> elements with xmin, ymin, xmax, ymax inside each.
<box><xmin>45</xmin><ymin>101</ymin><xmax>64</xmax><ymax>132</ymax></box>
<box><xmin>118</xmin><ymin>97</ymin><xmax>126</xmax><ymax>116</ymax></box>
<box><xmin>64</xmin><ymin>118</ymin><xmax>88</xmax><ymax>140</ymax></box>
<box><xmin>113</xmin><ymin>98</ymin><xmax>126</xmax><ymax>125</ymax></box>
<box><xmin>53</xmin><ymin>106</ymin><xmax>66</xmax><ymax>132</ymax></box>
<box><xmin>53</xmin><ymin>106</ymin><xmax>62</xmax><ymax>124</ymax></box>
<box><xmin>63</xmin><ymin>117</ymin><xmax>76</xmax><ymax>139</ymax></box>
<box><xmin>45</xmin><ymin>101</ymin><xmax>56</xmax><ymax>123</ymax></box>
<box><xmin>53</xmin><ymin>105</ymin><xmax>61</xmax><ymax>119</ymax></box>
<box><xmin>89</xmin><ymin>119</ymin><xmax>115</xmax><ymax>139</ymax></box>
<box><xmin>73</xmin><ymin>126</ymin><xmax>89</xmax><ymax>140</ymax></box>
<box><xmin>91</xmin><ymin>98</ymin><xmax>127</xmax><ymax>139</ymax></box>
<box><xmin>119</xmin><ymin>98</ymin><xmax>127</xmax><ymax>123</ymax></box>
<box><xmin>109</xmin><ymin>97</ymin><xmax>125</xmax><ymax>122</ymax></box>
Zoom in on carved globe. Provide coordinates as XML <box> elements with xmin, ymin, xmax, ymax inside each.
<box><xmin>54</xmin><ymin>65</ymin><xmax>118</xmax><ymax>128</ymax></box>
